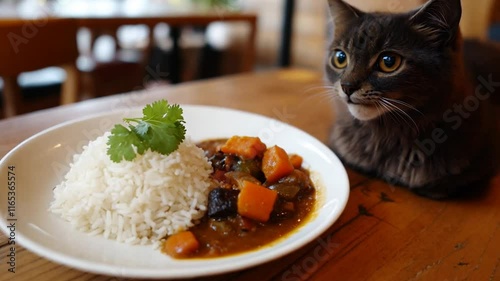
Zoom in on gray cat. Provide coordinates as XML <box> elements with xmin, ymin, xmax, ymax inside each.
<box><xmin>326</xmin><ymin>0</ymin><xmax>499</xmax><ymax>199</ymax></box>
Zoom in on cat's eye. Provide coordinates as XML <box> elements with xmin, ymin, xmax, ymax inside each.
<box><xmin>378</xmin><ymin>53</ymin><xmax>402</xmax><ymax>73</ymax></box>
<box><xmin>330</xmin><ymin>50</ymin><xmax>348</xmax><ymax>69</ymax></box>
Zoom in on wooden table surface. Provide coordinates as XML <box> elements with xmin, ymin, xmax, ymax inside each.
<box><xmin>0</xmin><ymin>69</ymin><xmax>499</xmax><ymax>281</ymax></box>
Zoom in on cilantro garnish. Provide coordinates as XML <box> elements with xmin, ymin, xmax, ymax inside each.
<box><xmin>107</xmin><ymin>100</ymin><xmax>186</xmax><ymax>163</ymax></box>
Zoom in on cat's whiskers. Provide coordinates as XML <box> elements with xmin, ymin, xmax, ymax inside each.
<box><xmin>380</xmin><ymin>99</ymin><xmax>420</xmax><ymax>133</ymax></box>
<box><xmin>373</xmin><ymin>100</ymin><xmax>387</xmax><ymax>126</ymax></box>
<box><xmin>375</xmin><ymin>101</ymin><xmax>397</xmax><ymax>136</ymax></box>
<box><xmin>378</xmin><ymin>100</ymin><xmax>403</xmax><ymax>126</ymax></box>
<box><xmin>381</xmin><ymin>97</ymin><xmax>424</xmax><ymax>117</ymax></box>
<box><xmin>303</xmin><ymin>84</ymin><xmax>337</xmax><ymax>93</ymax></box>
<box><xmin>302</xmin><ymin>85</ymin><xmax>342</xmax><ymax>104</ymax></box>
<box><xmin>308</xmin><ymin>90</ymin><xmax>339</xmax><ymax>103</ymax></box>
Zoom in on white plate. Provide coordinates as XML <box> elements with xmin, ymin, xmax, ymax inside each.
<box><xmin>0</xmin><ymin>105</ymin><xmax>349</xmax><ymax>279</ymax></box>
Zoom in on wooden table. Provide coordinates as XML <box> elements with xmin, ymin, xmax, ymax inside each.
<box><xmin>0</xmin><ymin>69</ymin><xmax>499</xmax><ymax>281</ymax></box>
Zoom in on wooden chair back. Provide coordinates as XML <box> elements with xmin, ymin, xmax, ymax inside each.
<box><xmin>0</xmin><ymin>18</ymin><xmax>79</xmax><ymax>117</ymax></box>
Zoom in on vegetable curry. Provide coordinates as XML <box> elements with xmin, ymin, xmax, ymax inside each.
<box><xmin>162</xmin><ymin>136</ymin><xmax>317</xmax><ymax>259</ymax></box>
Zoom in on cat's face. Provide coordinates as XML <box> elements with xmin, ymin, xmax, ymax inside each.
<box><xmin>325</xmin><ymin>0</ymin><xmax>462</xmax><ymax>121</ymax></box>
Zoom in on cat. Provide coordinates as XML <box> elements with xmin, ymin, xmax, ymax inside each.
<box><xmin>325</xmin><ymin>0</ymin><xmax>499</xmax><ymax>199</ymax></box>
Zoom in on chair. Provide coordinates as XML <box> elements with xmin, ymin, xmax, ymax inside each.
<box><xmin>0</xmin><ymin>18</ymin><xmax>79</xmax><ymax>118</ymax></box>
<box><xmin>76</xmin><ymin>23</ymin><xmax>153</xmax><ymax>99</ymax></box>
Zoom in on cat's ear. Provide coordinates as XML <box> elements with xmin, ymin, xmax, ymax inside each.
<box><xmin>327</xmin><ymin>0</ymin><xmax>363</xmax><ymax>35</ymax></box>
<box><xmin>408</xmin><ymin>0</ymin><xmax>462</xmax><ymax>47</ymax></box>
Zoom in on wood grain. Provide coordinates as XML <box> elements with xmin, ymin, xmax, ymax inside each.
<box><xmin>0</xmin><ymin>69</ymin><xmax>499</xmax><ymax>281</ymax></box>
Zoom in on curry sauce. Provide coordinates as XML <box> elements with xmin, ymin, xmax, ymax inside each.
<box><xmin>162</xmin><ymin>138</ymin><xmax>317</xmax><ymax>259</ymax></box>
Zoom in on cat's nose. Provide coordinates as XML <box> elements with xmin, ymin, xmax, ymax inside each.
<box><xmin>341</xmin><ymin>83</ymin><xmax>360</xmax><ymax>96</ymax></box>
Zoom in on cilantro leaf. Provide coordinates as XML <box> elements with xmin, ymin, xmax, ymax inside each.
<box><xmin>134</xmin><ymin>121</ymin><xmax>150</xmax><ymax>136</ymax></box>
<box><xmin>163</xmin><ymin>104</ymin><xmax>184</xmax><ymax>124</ymax></box>
<box><xmin>147</xmin><ymin>123</ymin><xmax>186</xmax><ymax>155</ymax></box>
<box><xmin>142</xmin><ymin>100</ymin><xmax>171</xmax><ymax>121</ymax></box>
<box><xmin>107</xmin><ymin>100</ymin><xmax>186</xmax><ymax>163</ymax></box>
<box><xmin>107</xmin><ymin>124</ymin><xmax>146</xmax><ymax>162</ymax></box>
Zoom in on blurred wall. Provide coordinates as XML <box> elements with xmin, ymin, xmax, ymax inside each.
<box><xmin>242</xmin><ymin>0</ymin><xmax>425</xmax><ymax>71</ymax></box>
<box><xmin>242</xmin><ymin>0</ymin><xmax>498</xmax><ymax>71</ymax></box>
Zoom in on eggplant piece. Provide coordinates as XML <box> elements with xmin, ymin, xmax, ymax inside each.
<box><xmin>208</xmin><ymin>152</ymin><xmax>224</xmax><ymax>170</ymax></box>
<box><xmin>233</xmin><ymin>159</ymin><xmax>263</xmax><ymax>179</ymax></box>
<box><xmin>208</xmin><ymin>152</ymin><xmax>241</xmax><ymax>172</ymax></box>
<box><xmin>268</xmin><ymin>183</ymin><xmax>301</xmax><ymax>200</ymax></box>
<box><xmin>207</xmin><ymin>188</ymin><xmax>240</xmax><ymax>219</ymax></box>
<box><xmin>208</xmin><ymin>152</ymin><xmax>226</xmax><ymax>171</ymax></box>
<box><xmin>278</xmin><ymin>169</ymin><xmax>314</xmax><ymax>193</ymax></box>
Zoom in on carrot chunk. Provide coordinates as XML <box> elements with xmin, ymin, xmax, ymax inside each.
<box><xmin>289</xmin><ymin>154</ymin><xmax>303</xmax><ymax>169</ymax></box>
<box><xmin>220</xmin><ymin>136</ymin><xmax>267</xmax><ymax>159</ymax></box>
<box><xmin>237</xmin><ymin>180</ymin><xmax>278</xmax><ymax>222</ymax></box>
<box><xmin>262</xmin><ymin>145</ymin><xmax>295</xmax><ymax>183</ymax></box>
<box><xmin>162</xmin><ymin>231</ymin><xmax>199</xmax><ymax>258</ymax></box>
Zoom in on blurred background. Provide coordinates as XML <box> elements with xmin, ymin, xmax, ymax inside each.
<box><xmin>1</xmin><ymin>0</ymin><xmax>499</xmax><ymax>118</ymax></box>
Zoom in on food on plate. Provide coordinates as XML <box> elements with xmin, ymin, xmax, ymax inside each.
<box><xmin>236</xmin><ymin>180</ymin><xmax>278</xmax><ymax>222</ymax></box>
<box><xmin>162</xmin><ymin>231</ymin><xmax>200</xmax><ymax>258</ymax></box>
<box><xmin>50</xmin><ymin>100</ymin><xmax>212</xmax><ymax>247</ymax></box>
<box><xmin>49</xmin><ymin>101</ymin><xmax>317</xmax><ymax>258</ymax></box>
<box><xmin>162</xmin><ymin>137</ymin><xmax>317</xmax><ymax>258</ymax></box>
<box><xmin>220</xmin><ymin>136</ymin><xmax>267</xmax><ymax>159</ymax></box>
<box><xmin>262</xmin><ymin>145</ymin><xmax>295</xmax><ymax>183</ymax></box>
<box><xmin>106</xmin><ymin>100</ymin><xmax>186</xmax><ymax>162</ymax></box>
<box><xmin>49</xmin><ymin>133</ymin><xmax>212</xmax><ymax>246</ymax></box>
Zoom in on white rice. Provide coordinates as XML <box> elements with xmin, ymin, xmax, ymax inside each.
<box><xmin>49</xmin><ymin>132</ymin><xmax>213</xmax><ymax>247</ymax></box>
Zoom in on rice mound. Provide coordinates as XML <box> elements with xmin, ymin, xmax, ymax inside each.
<box><xmin>49</xmin><ymin>132</ymin><xmax>213</xmax><ymax>246</ymax></box>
